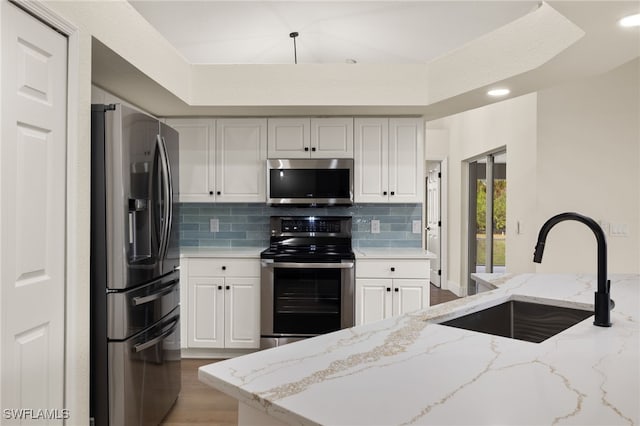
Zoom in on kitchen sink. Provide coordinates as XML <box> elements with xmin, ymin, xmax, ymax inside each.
<box><xmin>439</xmin><ymin>300</ymin><xmax>593</xmax><ymax>343</ymax></box>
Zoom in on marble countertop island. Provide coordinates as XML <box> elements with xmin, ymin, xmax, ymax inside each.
<box><xmin>199</xmin><ymin>273</ymin><xmax>639</xmax><ymax>425</ymax></box>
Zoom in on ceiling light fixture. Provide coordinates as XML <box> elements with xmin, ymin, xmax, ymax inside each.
<box><xmin>289</xmin><ymin>32</ymin><xmax>299</xmax><ymax>64</ymax></box>
<box><xmin>487</xmin><ymin>88</ymin><xmax>510</xmax><ymax>97</ymax></box>
<box><xmin>619</xmin><ymin>13</ymin><xmax>640</xmax><ymax>28</ymax></box>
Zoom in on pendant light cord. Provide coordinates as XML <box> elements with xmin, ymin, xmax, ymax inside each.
<box><xmin>289</xmin><ymin>32</ymin><xmax>298</xmax><ymax>64</ymax></box>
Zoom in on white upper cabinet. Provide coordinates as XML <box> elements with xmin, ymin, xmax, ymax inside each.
<box><xmin>216</xmin><ymin>118</ymin><xmax>267</xmax><ymax>202</ymax></box>
<box><xmin>268</xmin><ymin>118</ymin><xmax>310</xmax><ymax>158</ymax></box>
<box><xmin>168</xmin><ymin>118</ymin><xmax>267</xmax><ymax>202</ymax></box>
<box><xmin>165</xmin><ymin>118</ymin><xmax>214</xmax><ymax>202</ymax></box>
<box><xmin>310</xmin><ymin>118</ymin><xmax>354</xmax><ymax>158</ymax></box>
<box><xmin>354</xmin><ymin>117</ymin><xmax>423</xmax><ymax>203</ymax></box>
<box><xmin>268</xmin><ymin>117</ymin><xmax>353</xmax><ymax>158</ymax></box>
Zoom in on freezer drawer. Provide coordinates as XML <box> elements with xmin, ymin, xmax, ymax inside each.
<box><xmin>108</xmin><ymin>308</ymin><xmax>181</xmax><ymax>426</ymax></box>
<box><xmin>107</xmin><ymin>271</ymin><xmax>179</xmax><ymax>340</ymax></box>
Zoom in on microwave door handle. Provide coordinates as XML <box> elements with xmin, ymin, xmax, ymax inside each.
<box><xmin>132</xmin><ymin>316</ymin><xmax>179</xmax><ymax>353</ymax></box>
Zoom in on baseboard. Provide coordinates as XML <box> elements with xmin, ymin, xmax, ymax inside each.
<box><xmin>447</xmin><ymin>280</ymin><xmax>465</xmax><ymax>298</ymax></box>
<box><xmin>181</xmin><ymin>347</ymin><xmax>258</xmax><ymax>359</ymax></box>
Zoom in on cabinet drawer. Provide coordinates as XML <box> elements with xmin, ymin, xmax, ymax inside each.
<box><xmin>188</xmin><ymin>258</ymin><xmax>260</xmax><ymax>277</ymax></box>
<box><xmin>356</xmin><ymin>259</ymin><xmax>429</xmax><ymax>279</ymax></box>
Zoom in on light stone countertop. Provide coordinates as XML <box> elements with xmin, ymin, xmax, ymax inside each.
<box><xmin>180</xmin><ymin>247</ymin><xmax>264</xmax><ymax>258</ymax></box>
<box><xmin>199</xmin><ymin>273</ymin><xmax>639</xmax><ymax>425</ymax></box>
<box><xmin>354</xmin><ymin>247</ymin><xmax>436</xmax><ymax>259</ymax></box>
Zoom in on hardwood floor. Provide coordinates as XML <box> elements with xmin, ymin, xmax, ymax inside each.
<box><xmin>430</xmin><ymin>283</ymin><xmax>460</xmax><ymax>305</ymax></box>
<box><xmin>163</xmin><ymin>286</ymin><xmax>460</xmax><ymax>425</ymax></box>
<box><xmin>161</xmin><ymin>359</ymin><xmax>238</xmax><ymax>426</ymax></box>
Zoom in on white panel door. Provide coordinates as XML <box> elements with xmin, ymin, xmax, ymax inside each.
<box><xmin>1</xmin><ymin>2</ymin><xmax>67</xmax><ymax>419</ymax></box>
<box><xmin>166</xmin><ymin>118</ymin><xmax>215</xmax><ymax>202</ymax></box>
<box><xmin>389</xmin><ymin>118</ymin><xmax>423</xmax><ymax>203</ymax></box>
<box><xmin>267</xmin><ymin>117</ymin><xmax>310</xmax><ymax>158</ymax></box>
<box><xmin>188</xmin><ymin>277</ymin><xmax>224</xmax><ymax>348</ymax></box>
<box><xmin>224</xmin><ymin>277</ymin><xmax>260</xmax><ymax>349</ymax></box>
<box><xmin>216</xmin><ymin>118</ymin><xmax>267</xmax><ymax>202</ymax></box>
<box><xmin>426</xmin><ymin>165</ymin><xmax>441</xmax><ymax>286</ymax></box>
<box><xmin>393</xmin><ymin>280</ymin><xmax>429</xmax><ymax>316</ymax></box>
<box><xmin>311</xmin><ymin>117</ymin><xmax>353</xmax><ymax>158</ymax></box>
<box><xmin>355</xmin><ymin>279</ymin><xmax>392</xmax><ymax>325</ymax></box>
<box><xmin>354</xmin><ymin>118</ymin><xmax>388</xmax><ymax>203</ymax></box>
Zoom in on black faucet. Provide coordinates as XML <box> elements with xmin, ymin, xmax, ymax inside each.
<box><xmin>533</xmin><ymin>212</ymin><xmax>612</xmax><ymax>327</ymax></box>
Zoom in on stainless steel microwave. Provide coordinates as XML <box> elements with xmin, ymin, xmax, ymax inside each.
<box><xmin>267</xmin><ymin>159</ymin><xmax>353</xmax><ymax>206</ymax></box>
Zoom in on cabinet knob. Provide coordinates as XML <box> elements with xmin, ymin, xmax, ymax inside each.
<box><xmin>221</xmin><ymin>266</ymin><xmax>226</xmax><ymax>271</ymax></box>
<box><xmin>217</xmin><ymin>285</ymin><xmax>222</xmax><ymax>290</ymax></box>
<box><xmin>383</xmin><ymin>191</ymin><xmax>387</xmax><ymax>195</ymax></box>
<box><xmin>216</xmin><ymin>191</ymin><xmax>221</xmax><ymax>195</ymax></box>
<box><xmin>304</xmin><ymin>147</ymin><xmax>309</xmax><ymax>152</ymax></box>
<box><xmin>390</xmin><ymin>267</ymin><xmax>395</xmax><ymax>272</ymax></box>
<box><xmin>311</xmin><ymin>147</ymin><xmax>316</xmax><ymax>152</ymax></box>
<box><xmin>386</xmin><ymin>287</ymin><xmax>391</xmax><ymax>292</ymax></box>
<box><xmin>225</xmin><ymin>285</ymin><xmax>230</xmax><ymax>290</ymax></box>
<box><xmin>394</xmin><ymin>288</ymin><xmax>399</xmax><ymax>292</ymax></box>
<box><xmin>390</xmin><ymin>191</ymin><xmax>395</xmax><ymax>196</ymax></box>
<box><xmin>209</xmin><ymin>191</ymin><xmax>214</xmax><ymax>195</ymax></box>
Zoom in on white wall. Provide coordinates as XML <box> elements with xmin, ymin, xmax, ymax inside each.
<box><xmin>535</xmin><ymin>58</ymin><xmax>640</xmax><ymax>274</ymax></box>
<box><xmin>427</xmin><ymin>93</ymin><xmax>538</xmax><ymax>295</ymax></box>
<box><xmin>427</xmin><ymin>58</ymin><xmax>640</xmax><ymax>296</ymax></box>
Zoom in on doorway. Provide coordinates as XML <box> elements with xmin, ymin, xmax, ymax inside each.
<box><xmin>467</xmin><ymin>151</ymin><xmax>506</xmax><ymax>294</ymax></box>
<box><xmin>425</xmin><ymin>159</ymin><xmax>447</xmax><ymax>290</ymax></box>
<box><xmin>426</xmin><ymin>162</ymin><xmax>441</xmax><ymax>287</ymax></box>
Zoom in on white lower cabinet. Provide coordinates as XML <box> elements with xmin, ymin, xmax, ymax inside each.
<box><xmin>184</xmin><ymin>258</ymin><xmax>260</xmax><ymax>349</ymax></box>
<box><xmin>355</xmin><ymin>259</ymin><xmax>430</xmax><ymax>325</ymax></box>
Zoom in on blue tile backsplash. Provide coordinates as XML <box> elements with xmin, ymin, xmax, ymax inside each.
<box><xmin>180</xmin><ymin>203</ymin><xmax>422</xmax><ymax>249</ymax></box>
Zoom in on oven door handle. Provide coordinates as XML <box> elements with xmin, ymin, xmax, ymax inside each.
<box><xmin>261</xmin><ymin>260</ymin><xmax>354</xmax><ymax>269</ymax></box>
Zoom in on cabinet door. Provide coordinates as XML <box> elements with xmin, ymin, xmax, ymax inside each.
<box><xmin>388</xmin><ymin>118</ymin><xmax>423</xmax><ymax>203</ymax></box>
<box><xmin>188</xmin><ymin>277</ymin><xmax>225</xmax><ymax>348</ymax></box>
<box><xmin>267</xmin><ymin>118</ymin><xmax>310</xmax><ymax>158</ymax></box>
<box><xmin>393</xmin><ymin>279</ymin><xmax>429</xmax><ymax>316</ymax></box>
<box><xmin>354</xmin><ymin>118</ymin><xmax>389</xmax><ymax>203</ymax></box>
<box><xmin>224</xmin><ymin>277</ymin><xmax>260</xmax><ymax>348</ymax></box>
<box><xmin>311</xmin><ymin>117</ymin><xmax>353</xmax><ymax>158</ymax></box>
<box><xmin>355</xmin><ymin>279</ymin><xmax>393</xmax><ymax>325</ymax></box>
<box><xmin>216</xmin><ymin>118</ymin><xmax>267</xmax><ymax>202</ymax></box>
<box><xmin>166</xmin><ymin>118</ymin><xmax>215</xmax><ymax>202</ymax></box>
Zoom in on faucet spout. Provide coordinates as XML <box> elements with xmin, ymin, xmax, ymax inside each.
<box><xmin>533</xmin><ymin>212</ymin><xmax>612</xmax><ymax>327</ymax></box>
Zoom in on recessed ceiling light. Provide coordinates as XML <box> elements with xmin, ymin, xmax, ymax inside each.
<box><xmin>487</xmin><ymin>88</ymin><xmax>510</xmax><ymax>97</ymax></box>
<box><xmin>619</xmin><ymin>13</ymin><xmax>640</xmax><ymax>28</ymax></box>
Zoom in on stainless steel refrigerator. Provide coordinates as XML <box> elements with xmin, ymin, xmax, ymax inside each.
<box><xmin>91</xmin><ymin>103</ymin><xmax>181</xmax><ymax>426</ymax></box>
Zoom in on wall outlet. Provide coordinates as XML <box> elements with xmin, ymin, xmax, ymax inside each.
<box><xmin>610</xmin><ymin>223</ymin><xmax>629</xmax><ymax>237</ymax></box>
<box><xmin>371</xmin><ymin>220</ymin><xmax>380</xmax><ymax>234</ymax></box>
<box><xmin>210</xmin><ymin>218</ymin><xmax>219</xmax><ymax>233</ymax></box>
<box><xmin>412</xmin><ymin>220</ymin><xmax>422</xmax><ymax>234</ymax></box>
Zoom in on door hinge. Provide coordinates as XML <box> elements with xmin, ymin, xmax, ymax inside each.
<box><xmin>438</xmin><ymin>172</ymin><xmax>441</xmax><ymax>178</ymax></box>
<box><xmin>438</xmin><ymin>269</ymin><xmax>441</xmax><ymax>276</ymax></box>
<box><xmin>438</xmin><ymin>221</ymin><xmax>442</xmax><ymax>227</ymax></box>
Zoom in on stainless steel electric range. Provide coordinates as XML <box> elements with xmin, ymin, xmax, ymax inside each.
<box><xmin>260</xmin><ymin>216</ymin><xmax>355</xmax><ymax>348</ymax></box>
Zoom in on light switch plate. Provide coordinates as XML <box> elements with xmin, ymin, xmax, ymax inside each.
<box><xmin>412</xmin><ymin>220</ymin><xmax>422</xmax><ymax>234</ymax></box>
<box><xmin>210</xmin><ymin>218</ymin><xmax>219</xmax><ymax>233</ymax></box>
<box><xmin>371</xmin><ymin>220</ymin><xmax>380</xmax><ymax>234</ymax></box>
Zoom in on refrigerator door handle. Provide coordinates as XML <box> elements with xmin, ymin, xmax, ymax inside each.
<box><xmin>131</xmin><ymin>279</ymin><xmax>179</xmax><ymax>306</ymax></box>
<box><xmin>133</xmin><ymin>315</ymin><xmax>179</xmax><ymax>353</ymax></box>
<box><xmin>156</xmin><ymin>135</ymin><xmax>171</xmax><ymax>261</ymax></box>
<box><xmin>161</xmin><ymin>135</ymin><xmax>174</xmax><ymax>256</ymax></box>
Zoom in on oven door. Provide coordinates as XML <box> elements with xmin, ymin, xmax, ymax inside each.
<box><xmin>260</xmin><ymin>260</ymin><xmax>355</xmax><ymax>344</ymax></box>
